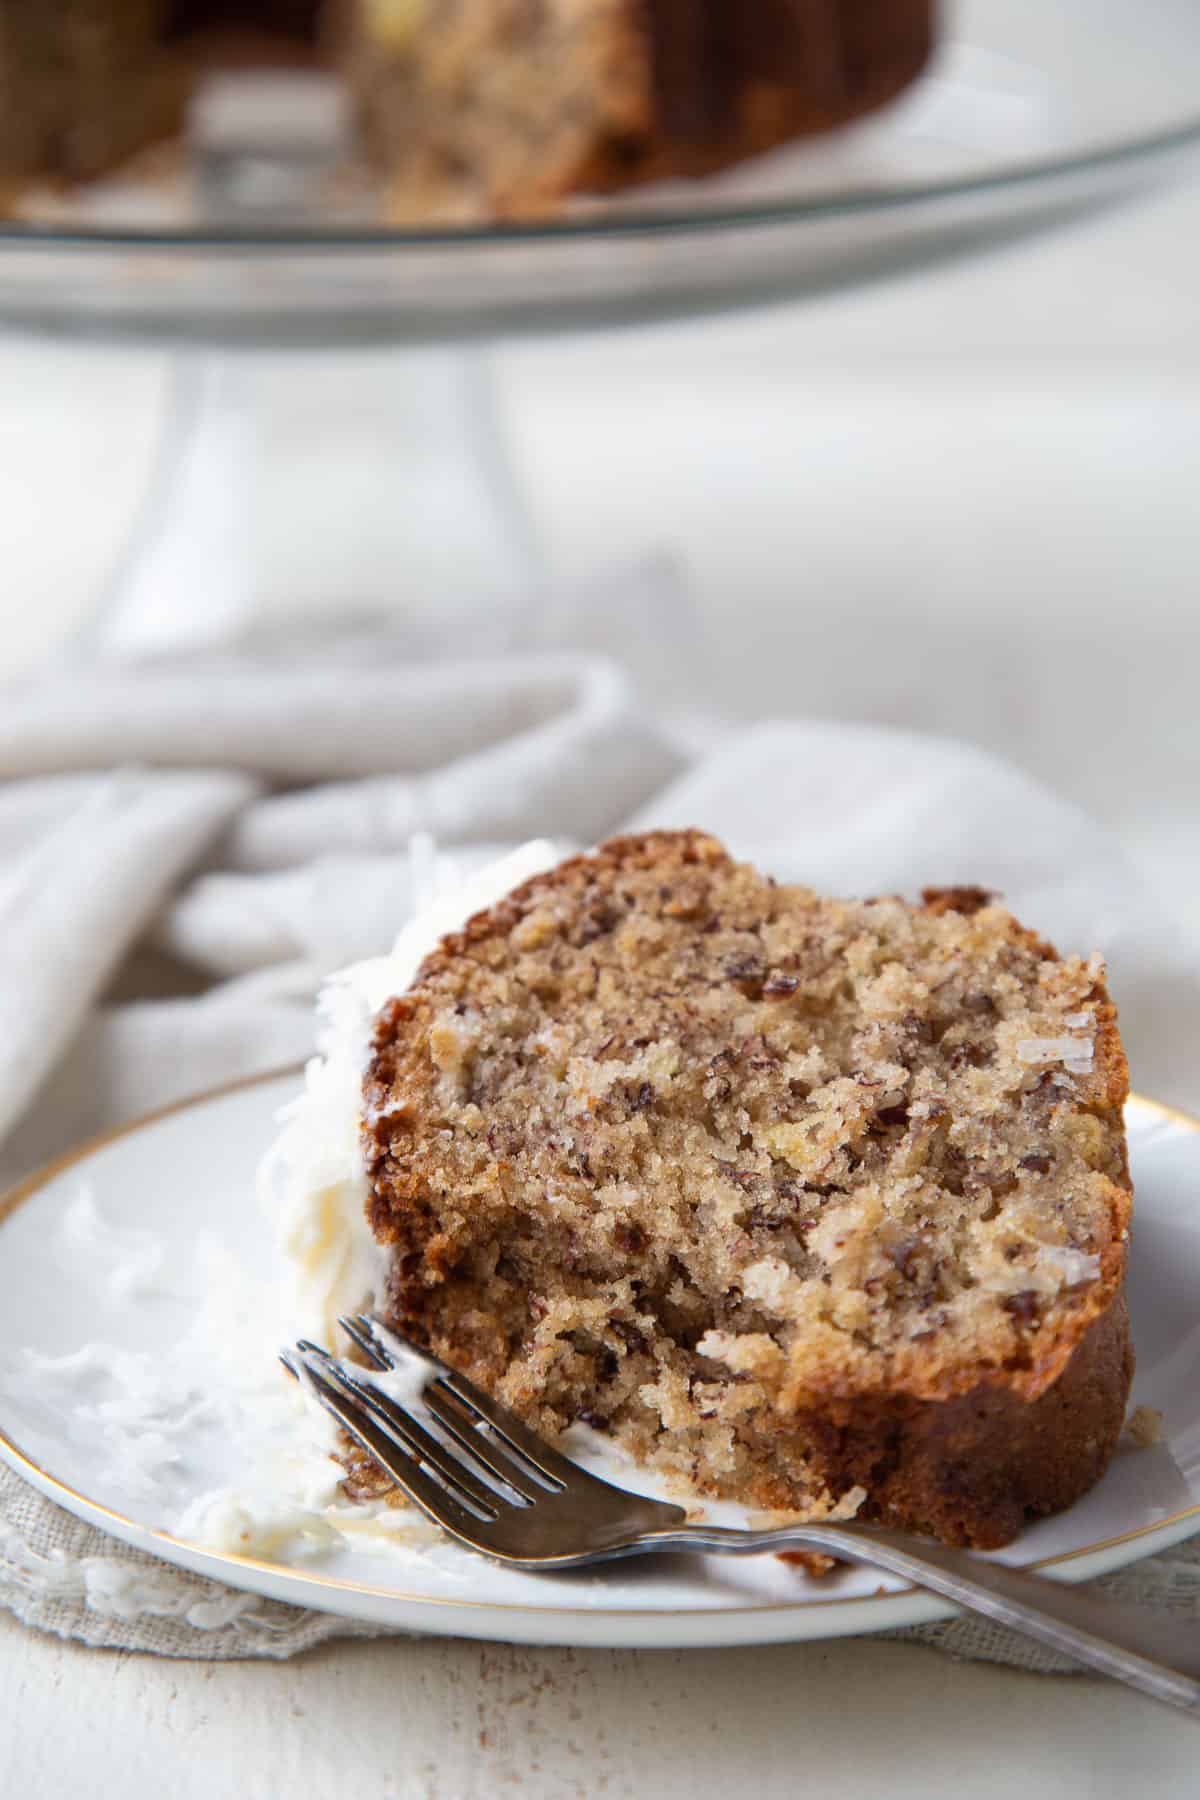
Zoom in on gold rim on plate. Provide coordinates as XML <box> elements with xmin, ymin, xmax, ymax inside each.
<box><xmin>1</xmin><ymin>1070</ymin><xmax>1197</xmax><ymax>1621</ymax></box>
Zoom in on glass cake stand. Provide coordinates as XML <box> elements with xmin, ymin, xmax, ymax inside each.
<box><xmin>4</xmin><ymin>0</ymin><xmax>1198</xmax><ymax>657</ymax></box>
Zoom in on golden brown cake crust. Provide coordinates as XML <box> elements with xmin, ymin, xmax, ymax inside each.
<box><xmin>605</xmin><ymin>0</ymin><xmax>937</xmax><ymax>190</ymax></box>
<box><xmin>788</xmin><ymin>1297</ymin><xmax>1133</xmax><ymax>1546</ymax></box>
<box><xmin>363</xmin><ymin>829</ymin><xmax>1133</xmax><ymax>1547</ymax></box>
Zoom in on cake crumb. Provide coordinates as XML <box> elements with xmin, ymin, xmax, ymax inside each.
<box><xmin>1124</xmin><ymin>1404</ymin><xmax>1165</xmax><ymax>1447</ymax></box>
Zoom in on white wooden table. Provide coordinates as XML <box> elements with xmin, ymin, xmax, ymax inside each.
<box><xmin>4</xmin><ymin>1604</ymin><xmax>1199</xmax><ymax>1800</ymax></box>
<box><xmin>2</xmin><ymin>168</ymin><xmax>1199</xmax><ymax>1798</ymax></box>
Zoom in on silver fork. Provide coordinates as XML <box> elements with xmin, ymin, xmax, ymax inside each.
<box><xmin>281</xmin><ymin>1316</ymin><xmax>1200</xmax><ymax>1714</ymax></box>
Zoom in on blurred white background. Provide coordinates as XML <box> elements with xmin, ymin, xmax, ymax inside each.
<box><xmin>4</xmin><ymin>169</ymin><xmax>1196</xmax><ymax>941</ymax></box>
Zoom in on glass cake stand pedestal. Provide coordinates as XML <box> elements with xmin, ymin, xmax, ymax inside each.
<box><xmin>69</xmin><ymin>345</ymin><xmax>545</xmax><ymax>662</ymax></box>
<box><xmin>3</xmin><ymin>0</ymin><xmax>1198</xmax><ymax>662</ymax></box>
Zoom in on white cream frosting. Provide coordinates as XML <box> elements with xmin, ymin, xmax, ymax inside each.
<box><xmin>1016</xmin><ymin>1034</ymin><xmax>1096</xmax><ymax>1077</ymax></box>
<box><xmin>154</xmin><ymin>839</ymin><xmax>561</xmax><ymax>1560</ymax></box>
<box><xmin>256</xmin><ymin>838</ymin><xmax>561</xmax><ymax>1349</ymax></box>
<box><xmin>9</xmin><ymin>841</ymin><xmax>562</xmax><ymax>1574</ymax></box>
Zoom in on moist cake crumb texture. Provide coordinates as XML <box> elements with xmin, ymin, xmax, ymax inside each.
<box><xmin>362</xmin><ymin>830</ymin><xmax>1133</xmax><ymax>1547</ymax></box>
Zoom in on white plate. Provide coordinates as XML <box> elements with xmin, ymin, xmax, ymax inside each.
<box><xmin>1</xmin><ymin>1075</ymin><xmax>1197</xmax><ymax>1649</ymax></box>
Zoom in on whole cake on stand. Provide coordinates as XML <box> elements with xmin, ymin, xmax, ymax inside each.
<box><xmin>1</xmin><ymin>1</ymin><xmax>935</xmax><ymax>219</ymax></box>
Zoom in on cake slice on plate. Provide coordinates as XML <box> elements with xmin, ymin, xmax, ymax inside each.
<box><xmin>361</xmin><ymin>830</ymin><xmax>1132</xmax><ymax>1548</ymax></box>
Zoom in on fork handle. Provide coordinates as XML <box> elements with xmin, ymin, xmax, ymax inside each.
<box><xmin>640</xmin><ymin>1523</ymin><xmax>1200</xmax><ymax>1712</ymax></box>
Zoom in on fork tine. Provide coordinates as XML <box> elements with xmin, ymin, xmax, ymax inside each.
<box><xmin>428</xmin><ymin>1373</ymin><xmax>582</xmax><ymax>1488</ymax></box>
<box><xmin>283</xmin><ymin>1351</ymin><xmax>495</xmax><ymax>1536</ymax></box>
<box><xmin>337</xmin><ymin>1313</ymin><xmax>390</xmax><ymax>1369</ymax></box>
<box><xmin>327</xmin><ymin>1355</ymin><xmax>527</xmax><ymax>1514</ymax></box>
<box><xmin>294</xmin><ymin>1343</ymin><xmax>506</xmax><ymax>1515</ymax></box>
<box><xmin>341</xmin><ymin>1312</ymin><xmax>439</xmax><ymax>1375</ymax></box>
<box><xmin>421</xmin><ymin>1385</ymin><xmax>560</xmax><ymax>1500</ymax></box>
<box><xmin>335</xmin><ymin>1315</ymin><xmax>552</xmax><ymax>1502</ymax></box>
<box><xmin>356</xmin><ymin>1314</ymin><xmax>584</xmax><ymax>1488</ymax></box>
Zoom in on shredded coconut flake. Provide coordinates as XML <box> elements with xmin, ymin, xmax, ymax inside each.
<box><xmin>1016</xmin><ymin>1035</ymin><xmax>1095</xmax><ymax>1076</ymax></box>
<box><xmin>175</xmin><ymin>1491</ymin><xmax>344</xmax><ymax>1562</ymax></box>
<box><xmin>1040</xmin><ymin>1245</ymin><xmax>1102</xmax><ymax>1287</ymax></box>
<box><xmin>829</xmin><ymin>1484</ymin><xmax>869</xmax><ymax>1521</ymax></box>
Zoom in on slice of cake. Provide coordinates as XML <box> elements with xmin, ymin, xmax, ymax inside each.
<box><xmin>341</xmin><ymin>0</ymin><xmax>937</xmax><ymax>219</ymax></box>
<box><xmin>361</xmin><ymin>830</ymin><xmax>1133</xmax><ymax>1548</ymax></box>
<box><xmin>0</xmin><ymin>1</ymin><xmax>187</xmax><ymax>198</ymax></box>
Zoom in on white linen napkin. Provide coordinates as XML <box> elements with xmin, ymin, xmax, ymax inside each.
<box><xmin>1</xmin><ymin>638</ymin><xmax>1197</xmax><ymax>1665</ymax></box>
<box><xmin>0</xmin><ymin>649</ymin><xmax>685</xmax><ymax>1176</ymax></box>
